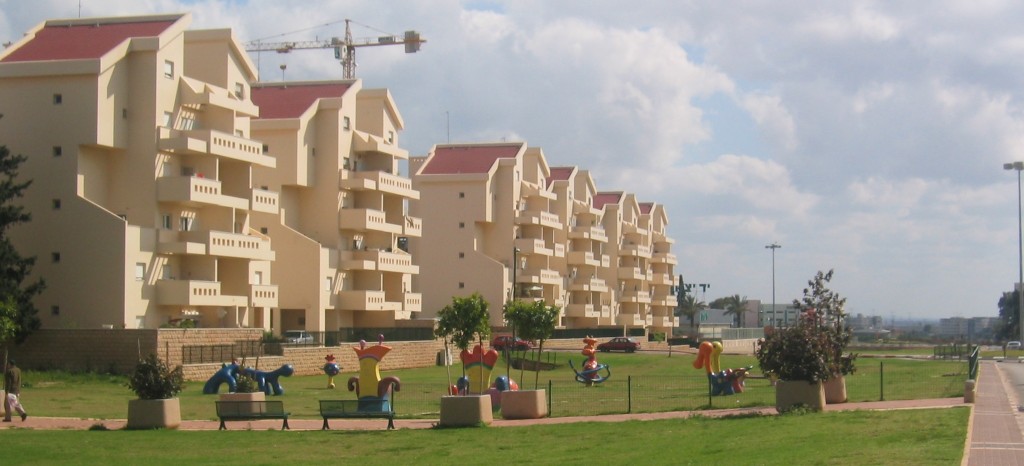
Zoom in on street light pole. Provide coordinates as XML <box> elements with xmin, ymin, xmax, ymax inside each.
<box><xmin>1005</xmin><ymin>162</ymin><xmax>1024</xmax><ymax>344</ymax></box>
<box><xmin>765</xmin><ymin>243</ymin><xmax>781</xmax><ymax>327</ymax></box>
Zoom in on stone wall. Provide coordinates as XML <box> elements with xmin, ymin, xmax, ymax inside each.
<box><xmin>8</xmin><ymin>329</ymin><xmax>159</xmax><ymax>373</ymax></box>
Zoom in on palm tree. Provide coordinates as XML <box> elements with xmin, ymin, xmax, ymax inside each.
<box><xmin>721</xmin><ymin>294</ymin><xmax>749</xmax><ymax>327</ymax></box>
<box><xmin>676</xmin><ymin>294</ymin><xmax>706</xmax><ymax>330</ymax></box>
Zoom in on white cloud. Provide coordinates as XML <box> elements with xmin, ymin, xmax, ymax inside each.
<box><xmin>739</xmin><ymin>92</ymin><xmax>797</xmax><ymax>151</ymax></box>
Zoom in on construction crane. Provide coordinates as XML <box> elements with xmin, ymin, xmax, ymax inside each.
<box><xmin>244</xmin><ymin>19</ymin><xmax>425</xmax><ymax>80</ymax></box>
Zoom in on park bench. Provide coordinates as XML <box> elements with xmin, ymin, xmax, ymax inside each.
<box><xmin>319</xmin><ymin>386</ymin><xmax>397</xmax><ymax>430</ymax></box>
<box><xmin>215</xmin><ymin>400</ymin><xmax>290</xmax><ymax>430</ymax></box>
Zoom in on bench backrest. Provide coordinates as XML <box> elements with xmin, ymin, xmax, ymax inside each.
<box><xmin>216</xmin><ymin>400</ymin><xmax>285</xmax><ymax>417</ymax></box>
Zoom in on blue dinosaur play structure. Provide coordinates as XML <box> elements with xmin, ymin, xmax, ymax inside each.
<box><xmin>202</xmin><ymin>362</ymin><xmax>294</xmax><ymax>395</ymax></box>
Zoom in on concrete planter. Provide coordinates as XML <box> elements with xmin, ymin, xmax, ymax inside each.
<box><xmin>824</xmin><ymin>375</ymin><xmax>848</xmax><ymax>404</ymax></box>
<box><xmin>439</xmin><ymin>395</ymin><xmax>492</xmax><ymax>427</ymax></box>
<box><xmin>500</xmin><ymin>389</ymin><xmax>548</xmax><ymax>419</ymax></box>
<box><xmin>775</xmin><ymin>380</ymin><xmax>825</xmax><ymax>412</ymax></box>
<box><xmin>127</xmin><ymin>398</ymin><xmax>181</xmax><ymax>430</ymax></box>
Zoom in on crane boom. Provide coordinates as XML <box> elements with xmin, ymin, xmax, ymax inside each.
<box><xmin>244</xmin><ymin>19</ymin><xmax>425</xmax><ymax>79</ymax></box>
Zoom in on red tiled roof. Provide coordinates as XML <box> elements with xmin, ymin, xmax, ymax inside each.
<box><xmin>419</xmin><ymin>143</ymin><xmax>523</xmax><ymax>175</ymax></box>
<box><xmin>1</xmin><ymin>20</ymin><xmax>177</xmax><ymax>63</ymax></box>
<box><xmin>639</xmin><ymin>202</ymin><xmax>654</xmax><ymax>214</ymax></box>
<box><xmin>593</xmin><ymin>192</ymin><xmax>623</xmax><ymax>209</ymax></box>
<box><xmin>251</xmin><ymin>83</ymin><xmax>353</xmax><ymax>120</ymax></box>
<box><xmin>548</xmin><ymin>167</ymin><xmax>574</xmax><ymax>187</ymax></box>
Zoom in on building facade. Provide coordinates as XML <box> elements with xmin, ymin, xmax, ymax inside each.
<box><xmin>0</xmin><ymin>14</ymin><xmax>279</xmax><ymax>329</ymax></box>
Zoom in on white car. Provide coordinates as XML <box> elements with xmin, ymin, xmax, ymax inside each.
<box><xmin>1008</xmin><ymin>341</ymin><xmax>1021</xmax><ymax>350</ymax></box>
<box><xmin>283</xmin><ymin>330</ymin><xmax>314</xmax><ymax>344</ymax></box>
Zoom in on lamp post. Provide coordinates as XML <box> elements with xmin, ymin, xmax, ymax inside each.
<box><xmin>765</xmin><ymin>242</ymin><xmax>781</xmax><ymax>327</ymax></box>
<box><xmin>1005</xmin><ymin>162</ymin><xmax>1024</xmax><ymax>344</ymax></box>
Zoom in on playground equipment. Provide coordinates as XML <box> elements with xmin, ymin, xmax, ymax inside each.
<box><xmin>202</xmin><ymin>361</ymin><xmax>241</xmax><ymax>394</ymax></box>
<box><xmin>242</xmin><ymin>364</ymin><xmax>295</xmax><ymax>396</ymax></box>
<box><xmin>347</xmin><ymin>336</ymin><xmax>401</xmax><ymax>408</ymax></box>
<box><xmin>456</xmin><ymin>344</ymin><xmax>500</xmax><ymax>395</ymax></box>
<box><xmin>693</xmin><ymin>341</ymin><xmax>751</xmax><ymax>396</ymax></box>
<box><xmin>569</xmin><ymin>336</ymin><xmax>610</xmax><ymax>385</ymax></box>
<box><xmin>323</xmin><ymin>354</ymin><xmax>341</xmax><ymax>389</ymax></box>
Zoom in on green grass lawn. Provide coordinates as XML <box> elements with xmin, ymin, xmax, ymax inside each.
<box><xmin>17</xmin><ymin>351</ymin><xmax>968</xmax><ymax>421</ymax></box>
<box><xmin>0</xmin><ymin>408</ymin><xmax>969</xmax><ymax>465</ymax></box>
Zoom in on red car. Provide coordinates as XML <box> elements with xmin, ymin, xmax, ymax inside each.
<box><xmin>597</xmin><ymin>337</ymin><xmax>641</xmax><ymax>353</ymax></box>
<box><xmin>491</xmin><ymin>335</ymin><xmax>533</xmax><ymax>351</ymax></box>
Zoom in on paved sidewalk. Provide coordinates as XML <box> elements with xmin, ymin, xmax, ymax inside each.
<box><xmin>964</xmin><ymin>360</ymin><xmax>1024</xmax><ymax>465</ymax></box>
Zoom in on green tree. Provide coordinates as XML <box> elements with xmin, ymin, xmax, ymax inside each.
<box><xmin>793</xmin><ymin>269</ymin><xmax>856</xmax><ymax>376</ymax></box>
<box><xmin>676</xmin><ymin>294</ymin><xmax>704</xmax><ymax>329</ymax></box>
<box><xmin>720</xmin><ymin>294</ymin><xmax>749</xmax><ymax>327</ymax></box>
<box><xmin>435</xmin><ymin>293</ymin><xmax>492</xmax><ymax>383</ymax></box>
<box><xmin>504</xmin><ymin>299</ymin><xmax>558</xmax><ymax>388</ymax></box>
<box><xmin>0</xmin><ymin>145</ymin><xmax>44</xmax><ymax>351</ymax></box>
<box><xmin>996</xmin><ymin>290</ymin><xmax>1020</xmax><ymax>342</ymax></box>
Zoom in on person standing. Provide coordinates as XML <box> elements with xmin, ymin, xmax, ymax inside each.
<box><xmin>4</xmin><ymin>359</ymin><xmax>27</xmax><ymax>422</ymax></box>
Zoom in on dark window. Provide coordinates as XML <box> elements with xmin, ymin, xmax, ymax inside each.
<box><xmin>52</xmin><ymin>146</ymin><xmax>62</xmax><ymax>157</ymax></box>
<box><xmin>51</xmin><ymin>252</ymin><xmax>61</xmax><ymax>263</ymax></box>
<box><xmin>53</xmin><ymin>94</ymin><xmax>62</xmax><ymax>105</ymax></box>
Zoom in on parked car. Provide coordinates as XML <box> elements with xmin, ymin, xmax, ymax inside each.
<box><xmin>597</xmin><ymin>337</ymin><xmax>641</xmax><ymax>353</ymax></box>
<box><xmin>283</xmin><ymin>330</ymin><xmax>314</xmax><ymax>344</ymax></box>
<box><xmin>1009</xmin><ymin>341</ymin><xmax>1022</xmax><ymax>350</ymax></box>
<box><xmin>491</xmin><ymin>335</ymin><xmax>533</xmax><ymax>351</ymax></box>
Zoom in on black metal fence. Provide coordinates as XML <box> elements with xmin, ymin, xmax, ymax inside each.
<box><xmin>182</xmin><ymin>340</ymin><xmax>263</xmax><ymax>364</ymax></box>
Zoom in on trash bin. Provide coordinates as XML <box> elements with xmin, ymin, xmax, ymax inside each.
<box><xmin>964</xmin><ymin>379</ymin><xmax>976</xmax><ymax>403</ymax></box>
<box><xmin>436</xmin><ymin>349</ymin><xmax>452</xmax><ymax>366</ymax></box>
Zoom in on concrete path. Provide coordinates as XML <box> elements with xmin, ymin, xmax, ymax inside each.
<box><xmin>964</xmin><ymin>360</ymin><xmax>1024</xmax><ymax>465</ymax></box>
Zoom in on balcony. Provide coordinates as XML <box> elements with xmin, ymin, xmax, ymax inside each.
<box><xmin>520</xmin><ymin>268</ymin><xmax>562</xmax><ymax>285</ymax></box>
<box><xmin>156</xmin><ymin>176</ymin><xmax>248</xmax><ymax>210</ymax></box>
<box><xmin>404</xmin><ymin>216</ymin><xmax>422</xmax><ymax>237</ymax></box>
<box><xmin>616</xmin><ymin>312</ymin><xmax>646</xmax><ymax>326</ymax></box>
<box><xmin>251</xmin><ymin>284</ymin><xmax>279</xmax><ymax>308</ymax></box>
<box><xmin>618</xmin><ymin>266</ymin><xmax>645</xmax><ymax>281</ymax></box>
<box><xmin>650</xmin><ymin>295</ymin><xmax>675</xmax><ymax>307</ymax></box>
<box><xmin>516</xmin><ymin>209</ymin><xmax>563</xmax><ymax>230</ymax></box>
<box><xmin>339</xmin><ymin>208</ymin><xmax>402</xmax><ymax>234</ymax></box>
<box><xmin>403</xmin><ymin>293</ymin><xmax>422</xmax><ymax>313</ymax></box>
<box><xmin>651</xmin><ymin>273</ymin><xmax>673</xmax><ymax>286</ymax></box>
<box><xmin>619</xmin><ymin>243</ymin><xmax>652</xmax><ymax>258</ymax></box>
<box><xmin>569</xmin><ymin>225</ymin><xmax>607</xmax><ymax>242</ymax></box>
<box><xmin>569</xmin><ymin>276</ymin><xmax>607</xmax><ymax>293</ymax></box>
<box><xmin>251</xmin><ymin>189</ymin><xmax>279</xmax><ymax>214</ymax></box>
<box><xmin>620</xmin><ymin>290</ymin><xmax>652</xmax><ymax>304</ymax></box>
<box><xmin>338</xmin><ymin>290</ymin><xmax>402</xmax><ymax>312</ymax></box>
<box><xmin>158</xmin><ymin>128</ymin><xmax>275</xmax><ymax>168</ymax></box>
<box><xmin>353</xmin><ymin>130</ymin><xmax>409</xmax><ymax>159</ymax></box>
<box><xmin>622</xmin><ymin>223</ymin><xmax>648</xmax><ymax>236</ymax></box>
<box><xmin>521</xmin><ymin>181</ymin><xmax>556</xmax><ymax>200</ymax></box>
<box><xmin>156</xmin><ymin>279</ymin><xmax>247</xmax><ymax>307</ymax></box>
<box><xmin>158</xmin><ymin>230</ymin><xmax>274</xmax><ymax>261</ymax></box>
<box><xmin>514</xmin><ymin>238</ymin><xmax>553</xmax><ymax>256</ymax></box>
<box><xmin>652</xmin><ymin>250</ymin><xmax>677</xmax><ymax>265</ymax></box>
<box><xmin>339</xmin><ymin>169</ymin><xmax>419</xmax><ymax>200</ymax></box>
<box><xmin>568</xmin><ymin>250</ymin><xmax>600</xmax><ymax>267</ymax></box>
<box><xmin>650</xmin><ymin>314</ymin><xmax>674</xmax><ymax>328</ymax></box>
<box><xmin>553</xmin><ymin>243</ymin><xmax>565</xmax><ymax>258</ymax></box>
<box><xmin>565</xmin><ymin>304</ymin><xmax>599</xmax><ymax>318</ymax></box>
<box><xmin>178</xmin><ymin>77</ymin><xmax>259</xmax><ymax>116</ymax></box>
<box><xmin>342</xmin><ymin>249</ymin><xmax>419</xmax><ymax>274</ymax></box>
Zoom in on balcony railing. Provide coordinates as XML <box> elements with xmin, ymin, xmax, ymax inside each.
<box><xmin>339</xmin><ymin>169</ymin><xmax>419</xmax><ymax>200</ymax></box>
<box><xmin>404</xmin><ymin>215</ymin><xmax>422</xmax><ymax>237</ymax></box>
<box><xmin>159</xmin><ymin>128</ymin><xmax>275</xmax><ymax>168</ymax></box>
<box><xmin>339</xmin><ymin>208</ymin><xmax>402</xmax><ymax>234</ymax></box>
<box><xmin>346</xmin><ymin>249</ymin><xmax>419</xmax><ymax>274</ymax></box>
<box><xmin>338</xmin><ymin>290</ymin><xmax>402</xmax><ymax>312</ymax></box>
<box><xmin>205</xmin><ymin>230</ymin><xmax>275</xmax><ymax>261</ymax></box>
<box><xmin>516</xmin><ymin>210</ymin><xmax>563</xmax><ymax>229</ymax></box>
<box><xmin>652</xmin><ymin>251</ymin><xmax>677</xmax><ymax>265</ymax></box>
<box><xmin>156</xmin><ymin>176</ymin><xmax>248</xmax><ymax>210</ymax></box>
<box><xmin>619</xmin><ymin>243</ymin><xmax>652</xmax><ymax>258</ymax></box>
<box><xmin>569</xmin><ymin>225</ymin><xmax>607</xmax><ymax>242</ymax></box>
<box><xmin>251</xmin><ymin>284</ymin><xmax>279</xmax><ymax>308</ymax></box>
<box><xmin>156</xmin><ymin>279</ymin><xmax>247</xmax><ymax>307</ymax></box>
<box><xmin>251</xmin><ymin>188</ymin><xmax>279</xmax><ymax>214</ymax></box>
<box><xmin>568</xmin><ymin>250</ymin><xmax>600</xmax><ymax>266</ymax></box>
<box><xmin>565</xmin><ymin>304</ymin><xmax>599</xmax><ymax>318</ymax></box>
<box><xmin>515</xmin><ymin>238</ymin><xmax>553</xmax><ymax>256</ymax></box>
<box><xmin>617</xmin><ymin>266</ymin><xmax>644</xmax><ymax>280</ymax></box>
<box><xmin>570</xmin><ymin>276</ymin><xmax>607</xmax><ymax>292</ymax></box>
<box><xmin>404</xmin><ymin>292</ymin><xmax>422</xmax><ymax>313</ymax></box>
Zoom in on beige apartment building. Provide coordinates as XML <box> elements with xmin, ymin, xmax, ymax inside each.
<box><xmin>411</xmin><ymin>142</ymin><xmax>677</xmax><ymax>334</ymax></box>
<box><xmin>0</xmin><ymin>14</ymin><xmax>280</xmax><ymax>329</ymax></box>
<box><xmin>249</xmin><ymin>81</ymin><xmax>422</xmax><ymax>334</ymax></box>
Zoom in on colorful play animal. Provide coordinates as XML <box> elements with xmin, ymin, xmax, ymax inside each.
<box><xmin>569</xmin><ymin>335</ymin><xmax>610</xmax><ymax>385</ymax></box>
<box><xmin>241</xmin><ymin>364</ymin><xmax>295</xmax><ymax>396</ymax></box>
<box><xmin>323</xmin><ymin>354</ymin><xmax>341</xmax><ymax>389</ymax></box>
<box><xmin>459</xmin><ymin>344</ymin><xmax>500</xmax><ymax>394</ymax></box>
<box><xmin>347</xmin><ymin>337</ymin><xmax>401</xmax><ymax>408</ymax></box>
<box><xmin>693</xmin><ymin>341</ymin><xmax>751</xmax><ymax>396</ymax></box>
<box><xmin>202</xmin><ymin>361</ymin><xmax>240</xmax><ymax>394</ymax></box>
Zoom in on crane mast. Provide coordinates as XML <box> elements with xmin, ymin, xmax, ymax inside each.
<box><xmin>244</xmin><ymin>19</ymin><xmax>425</xmax><ymax>79</ymax></box>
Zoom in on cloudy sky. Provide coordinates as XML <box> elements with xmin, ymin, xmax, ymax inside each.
<box><xmin>3</xmin><ymin>1</ymin><xmax>1022</xmax><ymax>321</ymax></box>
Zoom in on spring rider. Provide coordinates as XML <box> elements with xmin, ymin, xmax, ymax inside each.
<box><xmin>323</xmin><ymin>354</ymin><xmax>341</xmax><ymax>389</ymax></box>
<box><xmin>693</xmin><ymin>340</ymin><xmax>751</xmax><ymax>396</ymax></box>
<box><xmin>569</xmin><ymin>335</ymin><xmax>611</xmax><ymax>385</ymax></box>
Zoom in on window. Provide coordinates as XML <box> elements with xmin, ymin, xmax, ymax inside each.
<box><xmin>260</xmin><ymin>227</ymin><xmax>268</xmax><ymax>235</ymax></box>
<box><xmin>459</xmin><ymin>282</ymin><xmax>465</xmax><ymax>289</ymax></box>
<box><xmin>163</xmin><ymin>60</ymin><xmax>174</xmax><ymax>79</ymax></box>
<box><xmin>122</xmin><ymin>108</ymin><xmax>128</xmax><ymax>119</ymax></box>
<box><xmin>163</xmin><ymin>112</ymin><xmax>173</xmax><ymax>127</ymax></box>
<box><xmin>161</xmin><ymin>265</ymin><xmax>171</xmax><ymax>279</ymax></box>
<box><xmin>52</xmin><ymin>146</ymin><xmax>62</xmax><ymax>157</ymax></box>
<box><xmin>52</xmin><ymin>252</ymin><xmax>61</xmax><ymax>263</ymax></box>
<box><xmin>235</xmin><ymin>129</ymin><xmax>243</xmax><ymax>137</ymax></box>
<box><xmin>387</xmin><ymin>131</ymin><xmax>395</xmax><ymax>144</ymax></box>
<box><xmin>343</xmin><ymin>116</ymin><xmax>351</xmax><ymax>130</ymax></box>
<box><xmin>135</xmin><ymin>263</ymin><xmax>145</xmax><ymax>281</ymax></box>
<box><xmin>161</xmin><ymin>214</ymin><xmax>171</xmax><ymax>230</ymax></box>
<box><xmin>53</xmin><ymin>94</ymin><xmax>62</xmax><ymax>105</ymax></box>
<box><xmin>458</xmin><ymin>222</ymin><xmax>465</xmax><ymax>229</ymax></box>
<box><xmin>325</xmin><ymin>277</ymin><xmax>333</xmax><ymax>291</ymax></box>
<box><xmin>253</xmin><ymin>271</ymin><xmax>263</xmax><ymax>285</ymax></box>
<box><xmin>459</xmin><ymin>192</ymin><xmax>465</xmax><ymax>198</ymax></box>
<box><xmin>52</xmin><ymin>199</ymin><xmax>61</xmax><ymax>210</ymax></box>
<box><xmin>311</xmin><ymin>147</ymin><xmax>316</xmax><ymax>157</ymax></box>
<box><xmin>234</xmin><ymin>82</ymin><xmax>245</xmax><ymax>99</ymax></box>
<box><xmin>179</xmin><ymin>217</ymin><xmax>193</xmax><ymax>231</ymax></box>
<box><xmin>51</xmin><ymin>306</ymin><xmax>59</xmax><ymax>316</ymax></box>
<box><xmin>458</xmin><ymin>252</ymin><xmax>464</xmax><ymax>259</ymax></box>
<box><xmin>262</xmin><ymin>144</ymin><xmax>269</xmax><ymax>154</ymax></box>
